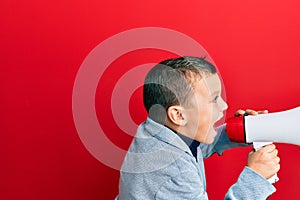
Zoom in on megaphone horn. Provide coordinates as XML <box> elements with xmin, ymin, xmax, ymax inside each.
<box><xmin>226</xmin><ymin>106</ymin><xmax>300</xmax><ymax>184</ymax></box>
<box><xmin>226</xmin><ymin>106</ymin><xmax>300</xmax><ymax>146</ymax></box>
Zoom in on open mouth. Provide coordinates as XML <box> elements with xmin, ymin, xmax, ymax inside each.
<box><xmin>215</xmin><ymin>113</ymin><xmax>224</xmax><ymax>124</ymax></box>
<box><xmin>212</xmin><ymin>113</ymin><xmax>224</xmax><ymax>133</ymax></box>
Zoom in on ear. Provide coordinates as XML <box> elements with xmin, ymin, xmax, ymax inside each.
<box><xmin>167</xmin><ymin>106</ymin><xmax>187</xmax><ymax>126</ymax></box>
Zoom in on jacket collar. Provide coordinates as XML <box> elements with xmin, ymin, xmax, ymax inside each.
<box><xmin>144</xmin><ymin>117</ymin><xmax>193</xmax><ymax>156</ymax></box>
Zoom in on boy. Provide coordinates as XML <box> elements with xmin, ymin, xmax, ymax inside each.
<box><xmin>118</xmin><ymin>56</ymin><xmax>280</xmax><ymax>199</ymax></box>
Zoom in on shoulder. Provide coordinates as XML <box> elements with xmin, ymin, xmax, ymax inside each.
<box><xmin>120</xmin><ymin>144</ymin><xmax>200</xmax><ymax>199</ymax></box>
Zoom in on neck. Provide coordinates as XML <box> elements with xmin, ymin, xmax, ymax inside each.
<box><xmin>164</xmin><ymin>120</ymin><xmax>193</xmax><ymax>140</ymax></box>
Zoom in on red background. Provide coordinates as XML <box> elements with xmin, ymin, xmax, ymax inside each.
<box><xmin>2</xmin><ymin>0</ymin><xmax>300</xmax><ymax>199</ymax></box>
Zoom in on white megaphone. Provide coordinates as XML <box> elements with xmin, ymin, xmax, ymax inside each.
<box><xmin>226</xmin><ymin>106</ymin><xmax>300</xmax><ymax>184</ymax></box>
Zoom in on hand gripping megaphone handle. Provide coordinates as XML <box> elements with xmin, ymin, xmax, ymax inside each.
<box><xmin>226</xmin><ymin>115</ymin><xmax>280</xmax><ymax>184</ymax></box>
<box><xmin>253</xmin><ymin>142</ymin><xmax>279</xmax><ymax>184</ymax></box>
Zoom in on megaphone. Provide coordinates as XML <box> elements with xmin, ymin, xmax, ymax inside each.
<box><xmin>226</xmin><ymin>106</ymin><xmax>300</xmax><ymax>145</ymax></box>
<box><xmin>226</xmin><ymin>106</ymin><xmax>300</xmax><ymax>184</ymax></box>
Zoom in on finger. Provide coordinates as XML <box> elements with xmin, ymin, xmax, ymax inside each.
<box><xmin>245</xmin><ymin>109</ymin><xmax>258</xmax><ymax>115</ymax></box>
<box><xmin>260</xmin><ymin>144</ymin><xmax>276</xmax><ymax>153</ymax></box>
<box><xmin>273</xmin><ymin>149</ymin><xmax>278</xmax><ymax>156</ymax></box>
<box><xmin>274</xmin><ymin>156</ymin><xmax>280</xmax><ymax>164</ymax></box>
<box><xmin>277</xmin><ymin>163</ymin><xmax>281</xmax><ymax>171</ymax></box>
<box><xmin>272</xmin><ymin>149</ymin><xmax>279</xmax><ymax>157</ymax></box>
<box><xmin>257</xmin><ymin>110</ymin><xmax>269</xmax><ymax>114</ymax></box>
<box><xmin>269</xmin><ymin>149</ymin><xmax>279</xmax><ymax>158</ymax></box>
<box><xmin>248</xmin><ymin>149</ymin><xmax>255</xmax><ymax>155</ymax></box>
<box><xmin>234</xmin><ymin>109</ymin><xmax>245</xmax><ymax>116</ymax></box>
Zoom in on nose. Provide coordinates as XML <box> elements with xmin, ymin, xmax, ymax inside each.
<box><xmin>218</xmin><ymin>97</ymin><xmax>228</xmax><ymax>112</ymax></box>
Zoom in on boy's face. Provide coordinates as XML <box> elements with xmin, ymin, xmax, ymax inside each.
<box><xmin>183</xmin><ymin>73</ymin><xmax>228</xmax><ymax>144</ymax></box>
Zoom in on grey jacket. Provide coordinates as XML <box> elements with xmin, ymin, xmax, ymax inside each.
<box><xmin>118</xmin><ymin>118</ymin><xmax>276</xmax><ymax>199</ymax></box>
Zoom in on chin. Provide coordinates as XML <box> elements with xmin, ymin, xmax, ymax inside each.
<box><xmin>202</xmin><ymin>138</ymin><xmax>215</xmax><ymax>144</ymax></box>
<box><xmin>204</xmin><ymin>128</ymin><xmax>218</xmax><ymax>144</ymax></box>
<box><xmin>195</xmin><ymin>127</ymin><xmax>218</xmax><ymax>144</ymax></box>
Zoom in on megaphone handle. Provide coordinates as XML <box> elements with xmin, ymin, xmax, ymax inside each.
<box><xmin>253</xmin><ymin>142</ymin><xmax>279</xmax><ymax>184</ymax></box>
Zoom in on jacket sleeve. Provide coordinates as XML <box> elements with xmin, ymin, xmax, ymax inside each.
<box><xmin>225</xmin><ymin>167</ymin><xmax>276</xmax><ymax>200</ymax></box>
<box><xmin>155</xmin><ymin>170</ymin><xmax>208</xmax><ymax>200</ymax></box>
